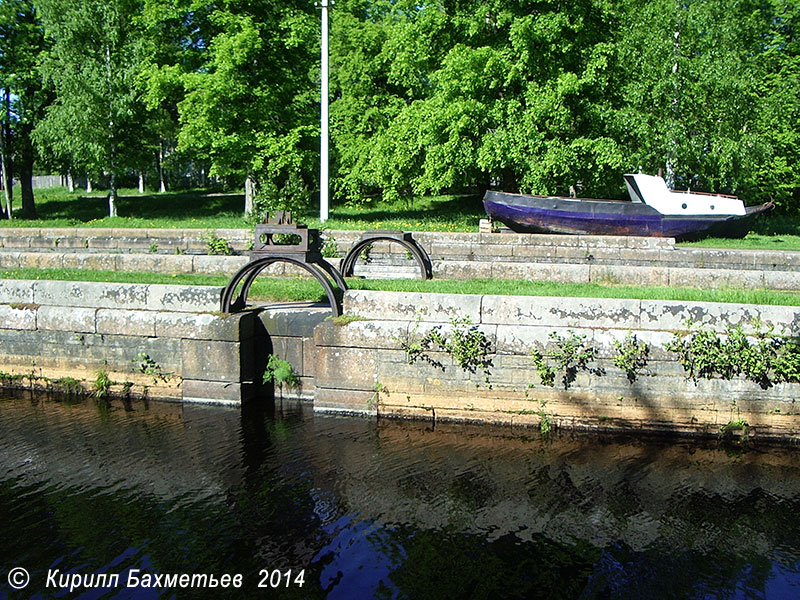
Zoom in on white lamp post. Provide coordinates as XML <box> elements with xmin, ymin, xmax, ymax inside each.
<box><xmin>317</xmin><ymin>0</ymin><xmax>331</xmax><ymax>223</ymax></box>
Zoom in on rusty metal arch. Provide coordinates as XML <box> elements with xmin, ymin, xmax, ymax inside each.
<box><xmin>221</xmin><ymin>256</ymin><xmax>347</xmax><ymax>316</ymax></box>
<box><xmin>340</xmin><ymin>233</ymin><xmax>432</xmax><ymax>280</ymax></box>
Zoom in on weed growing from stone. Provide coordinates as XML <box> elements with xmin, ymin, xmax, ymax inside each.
<box><xmin>531</xmin><ymin>331</ymin><xmax>603</xmax><ymax>389</ymax></box>
<box><xmin>93</xmin><ymin>369</ymin><xmax>113</xmax><ymax>399</ymax></box>
<box><xmin>203</xmin><ymin>231</ymin><xmax>233</xmax><ymax>255</ymax></box>
<box><xmin>665</xmin><ymin>320</ymin><xmax>800</xmax><ymax>388</ymax></box>
<box><xmin>263</xmin><ymin>355</ymin><xmax>300</xmax><ymax>388</ymax></box>
<box><xmin>613</xmin><ymin>332</ymin><xmax>650</xmax><ymax>383</ymax></box>
<box><xmin>399</xmin><ymin>315</ymin><xmax>493</xmax><ymax>385</ymax></box>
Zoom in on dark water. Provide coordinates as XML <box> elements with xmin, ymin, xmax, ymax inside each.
<box><xmin>1</xmin><ymin>393</ymin><xmax>799</xmax><ymax>600</ymax></box>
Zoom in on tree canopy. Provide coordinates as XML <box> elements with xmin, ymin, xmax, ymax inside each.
<box><xmin>3</xmin><ymin>0</ymin><xmax>799</xmax><ymax>218</ymax></box>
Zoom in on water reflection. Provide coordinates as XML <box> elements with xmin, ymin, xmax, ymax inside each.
<box><xmin>0</xmin><ymin>391</ymin><xmax>799</xmax><ymax>599</ymax></box>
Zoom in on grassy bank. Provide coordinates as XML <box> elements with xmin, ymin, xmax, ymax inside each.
<box><xmin>2</xmin><ymin>268</ymin><xmax>799</xmax><ymax>307</ymax></box>
<box><xmin>4</xmin><ymin>186</ymin><xmax>800</xmax><ymax>250</ymax></box>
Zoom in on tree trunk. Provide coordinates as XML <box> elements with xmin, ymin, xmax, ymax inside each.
<box><xmin>1</xmin><ymin>88</ymin><xmax>12</xmax><ymax>219</ymax></box>
<box><xmin>244</xmin><ymin>173</ymin><xmax>256</xmax><ymax>215</ymax></box>
<box><xmin>108</xmin><ymin>171</ymin><xmax>118</xmax><ymax>217</ymax></box>
<box><xmin>18</xmin><ymin>130</ymin><xmax>36</xmax><ymax>218</ymax></box>
<box><xmin>138</xmin><ymin>171</ymin><xmax>145</xmax><ymax>194</ymax></box>
<box><xmin>157</xmin><ymin>144</ymin><xmax>166</xmax><ymax>193</ymax></box>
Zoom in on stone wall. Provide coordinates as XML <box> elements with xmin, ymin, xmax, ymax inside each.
<box><xmin>2</xmin><ymin>278</ymin><xmax>799</xmax><ymax>440</ymax></box>
<box><xmin>0</xmin><ymin>280</ymin><xmax>259</xmax><ymax>404</ymax></box>
<box><xmin>1</xmin><ymin>227</ymin><xmax>798</xmax><ymax>290</ymax></box>
<box><xmin>312</xmin><ymin>290</ymin><xmax>800</xmax><ymax>440</ymax></box>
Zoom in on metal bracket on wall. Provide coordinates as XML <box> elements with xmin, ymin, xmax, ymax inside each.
<box><xmin>221</xmin><ymin>213</ymin><xmax>347</xmax><ymax>316</ymax></box>
<box><xmin>340</xmin><ymin>230</ymin><xmax>432</xmax><ymax>280</ymax></box>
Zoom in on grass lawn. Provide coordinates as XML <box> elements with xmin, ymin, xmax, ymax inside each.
<box><xmin>2</xmin><ymin>268</ymin><xmax>799</xmax><ymax>307</ymax></box>
<box><xmin>3</xmin><ymin>185</ymin><xmax>799</xmax><ymax>250</ymax></box>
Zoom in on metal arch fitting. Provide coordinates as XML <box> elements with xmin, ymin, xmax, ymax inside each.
<box><xmin>220</xmin><ymin>256</ymin><xmax>347</xmax><ymax>316</ymax></box>
<box><xmin>340</xmin><ymin>233</ymin><xmax>432</xmax><ymax>280</ymax></box>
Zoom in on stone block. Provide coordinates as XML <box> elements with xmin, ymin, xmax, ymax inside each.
<box><xmin>33</xmin><ymin>280</ymin><xmax>149</xmax><ymax>309</ymax></box>
<box><xmin>343</xmin><ymin>290</ymin><xmax>482</xmax><ymax>323</ymax></box>
<box><xmin>116</xmin><ymin>254</ymin><xmax>193</xmax><ymax>274</ymax></box>
<box><xmin>155</xmin><ymin>310</ymin><xmax>254</xmax><ymax>341</ymax></box>
<box><xmin>270</xmin><ymin>336</ymin><xmax>304</xmax><ymax>371</ymax></box>
<box><xmin>0</xmin><ymin>279</ymin><xmax>34</xmax><ymax>303</ymax></box>
<box><xmin>313</xmin><ymin>387</ymin><xmax>377</xmax><ymax>416</ymax></box>
<box><xmin>38</xmin><ymin>305</ymin><xmax>96</xmax><ymax>333</ymax></box>
<box><xmin>22</xmin><ymin>253</ymin><xmax>64</xmax><ymax>269</ymax></box>
<box><xmin>86</xmin><ymin>237</ymin><xmax>119</xmax><ymax>250</ymax></box>
<box><xmin>182</xmin><ymin>379</ymin><xmax>255</xmax><ymax>404</ymax></box>
<box><xmin>55</xmin><ymin>237</ymin><xmax>91</xmax><ymax>249</ymax></box>
<box><xmin>61</xmin><ymin>253</ymin><xmax>118</xmax><ymax>271</ymax></box>
<box><xmin>0</xmin><ymin>252</ymin><xmax>21</xmax><ymax>268</ymax></box>
<box><xmin>314</xmin><ymin>345</ymin><xmax>378</xmax><ymax>391</ymax></box>
<box><xmin>482</xmin><ymin>295</ymin><xmax>641</xmax><ymax>329</ymax></box>
<box><xmin>668</xmin><ymin>267</ymin><xmax>764</xmax><ymax>290</ymax></box>
<box><xmin>96</xmin><ymin>309</ymin><xmax>156</xmax><ymax>337</ymax></box>
<box><xmin>314</xmin><ymin>319</ymin><xmax>408</xmax><ymax>350</ymax></box>
<box><xmin>491</xmin><ymin>262</ymin><xmax>590</xmax><ymax>284</ymax></box>
<box><xmin>510</xmin><ymin>245</ymin><xmax>559</xmax><ymax>259</ymax></box>
<box><xmin>763</xmin><ymin>271</ymin><xmax>800</xmax><ymax>291</ymax></box>
<box><xmin>638</xmin><ymin>300</ymin><xmax>799</xmax><ymax>334</ymax></box>
<box><xmin>432</xmin><ymin>261</ymin><xmax>493</xmax><ymax>280</ymax></box>
<box><xmin>147</xmin><ymin>284</ymin><xmax>223</xmax><ymax>312</ymax></box>
<box><xmin>258</xmin><ymin>307</ymin><xmax>329</xmax><ymax>337</ymax></box>
<box><xmin>302</xmin><ymin>337</ymin><xmax>318</xmax><ymax>379</ymax></box>
<box><xmin>192</xmin><ymin>255</ymin><xmax>248</xmax><ymax>276</ymax></box>
<box><xmin>0</xmin><ymin>303</ymin><xmax>37</xmax><ymax>330</ymax></box>
<box><xmin>181</xmin><ymin>339</ymin><xmax>251</xmax><ymax>382</ymax></box>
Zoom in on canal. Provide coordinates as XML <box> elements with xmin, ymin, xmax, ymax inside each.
<box><xmin>1</xmin><ymin>392</ymin><xmax>799</xmax><ymax>599</ymax></box>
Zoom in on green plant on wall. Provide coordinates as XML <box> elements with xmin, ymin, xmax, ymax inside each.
<box><xmin>665</xmin><ymin>320</ymin><xmax>800</xmax><ymax>388</ymax></box>
<box><xmin>93</xmin><ymin>368</ymin><xmax>113</xmax><ymax>399</ymax></box>
<box><xmin>399</xmin><ymin>315</ymin><xmax>493</xmax><ymax>384</ymax></box>
<box><xmin>263</xmin><ymin>354</ymin><xmax>300</xmax><ymax>388</ymax></box>
<box><xmin>203</xmin><ymin>231</ymin><xmax>233</xmax><ymax>256</ymax></box>
<box><xmin>613</xmin><ymin>332</ymin><xmax>650</xmax><ymax>383</ymax></box>
<box><xmin>133</xmin><ymin>353</ymin><xmax>171</xmax><ymax>384</ymax></box>
<box><xmin>530</xmin><ymin>330</ymin><xmax>603</xmax><ymax>390</ymax></box>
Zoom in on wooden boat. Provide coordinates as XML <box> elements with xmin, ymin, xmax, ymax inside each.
<box><xmin>483</xmin><ymin>173</ymin><xmax>773</xmax><ymax>240</ymax></box>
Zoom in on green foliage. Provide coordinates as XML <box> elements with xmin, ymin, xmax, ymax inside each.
<box><xmin>613</xmin><ymin>332</ymin><xmax>650</xmax><ymax>383</ymax></box>
<box><xmin>263</xmin><ymin>354</ymin><xmax>300</xmax><ymax>388</ymax></box>
<box><xmin>133</xmin><ymin>352</ymin><xmax>170</xmax><ymax>384</ymax></box>
<box><xmin>320</xmin><ymin>234</ymin><xmax>339</xmax><ymax>258</ymax></box>
<box><xmin>203</xmin><ymin>231</ymin><xmax>233</xmax><ymax>255</ymax></box>
<box><xmin>665</xmin><ymin>320</ymin><xmax>800</xmax><ymax>388</ymax></box>
<box><xmin>400</xmin><ymin>314</ymin><xmax>493</xmax><ymax>384</ymax></box>
<box><xmin>93</xmin><ymin>368</ymin><xmax>113</xmax><ymax>399</ymax></box>
<box><xmin>531</xmin><ymin>330</ymin><xmax>603</xmax><ymax>389</ymax></box>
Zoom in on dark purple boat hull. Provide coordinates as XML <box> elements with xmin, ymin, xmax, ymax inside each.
<box><xmin>483</xmin><ymin>191</ymin><xmax>771</xmax><ymax>240</ymax></box>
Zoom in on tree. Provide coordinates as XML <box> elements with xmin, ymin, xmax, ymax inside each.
<box><xmin>614</xmin><ymin>0</ymin><xmax>786</xmax><ymax>202</ymax></box>
<box><xmin>143</xmin><ymin>0</ymin><xmax>320</xmax><ymax>216</ymax></box>
<box><xmin>0</xmin><ymin>0</ymin><xmax>47</xmax><ymax>218</ymax></box>
<box><xmin>329</xmin><ymin>0</ymin><xmax>622</xmax><ymax>203</ymax></box>
<box><xmin>35</xmin><ymin>0</ymin><xmax>147</xmax><ymax>217</ymax></box>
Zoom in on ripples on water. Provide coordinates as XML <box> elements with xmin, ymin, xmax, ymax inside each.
<box><xmin>1</xmin><ymin>391</ymin><xmax>799</xmax><ymax>599</ymax></box>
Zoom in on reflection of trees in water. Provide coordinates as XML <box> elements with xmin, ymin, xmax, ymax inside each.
<box><xmin>2</xmin><ymin>395</ymin><xmax>800</xmax><ymax>598</ymax></box>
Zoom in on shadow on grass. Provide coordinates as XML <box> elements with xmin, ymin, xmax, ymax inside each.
<box><xmin>31</xmin><ymin>190</ymin><xmax>245</xmax><ymax>223</ymax></box>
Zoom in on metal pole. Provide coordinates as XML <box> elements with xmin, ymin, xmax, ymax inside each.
<box><xmin>319</xmin><ymin>0</ymin><xmax>330</xmax><ymax>223</ymax></box>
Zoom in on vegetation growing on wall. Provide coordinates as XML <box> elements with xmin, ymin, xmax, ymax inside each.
<box><xmin>665</xmin><ymin>320</ymin><xmax>800</xmax><ymax>388</ymax></box>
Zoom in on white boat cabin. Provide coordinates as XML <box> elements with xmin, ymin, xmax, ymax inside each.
<box><xmin>623</xmin><ymin>174</ymin><xmax>745</xmax><ymax>216</ymax></box>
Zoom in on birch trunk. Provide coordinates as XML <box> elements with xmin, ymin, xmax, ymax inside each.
<box><xmin>1</xmin><ymin>89</ymin><xmax>12</xmax><ymax>219</ymax></box>
<box><xmin>244</xmin><ymin>173</ymin><xmax>256</xmax><ymax>215</ymax></box>
<box><xmin>158</xmin><ymin>144</ymin><xmax>166</xmax><ymax>193</ymax></box>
